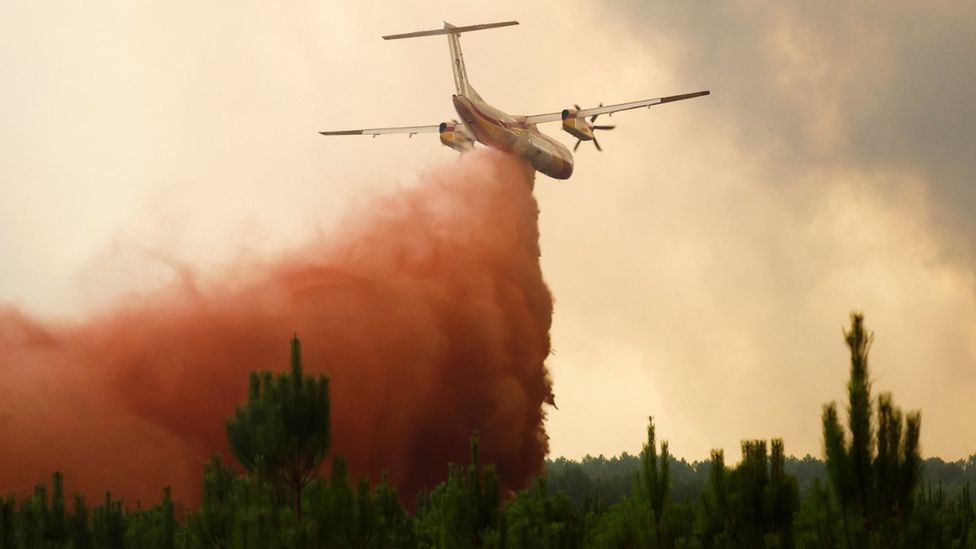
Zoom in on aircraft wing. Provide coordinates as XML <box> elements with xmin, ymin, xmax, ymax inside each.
<box><xmin>521</xmin><ymin>90</ymin><xmax>710</xmax><ymax>124</ymax></box>
<box><xmin>319</xmin><ymin>124</ymin><xmax>440</xmax><ymax>137</ymax></box>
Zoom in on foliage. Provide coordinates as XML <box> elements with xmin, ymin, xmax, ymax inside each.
<box><xmin>702</xmin><ymin>439</ymin><xmax>799</xmax><ymax>548</ymax></box>
<box><xmin>225</xmin><ymin>335</ymin><xmax>330</xmax><ymax>519</ymax></box>
<box><xmin>637</xmin><ymin>417</ymin><xmax>671</xmax><ymax>546</ymax></box>
<box><xmin>415</xmin><ymin>434</ymin><xmax>499</xmax><ymax>548</ymax></box>
<box><xmin>589</xmin><ymin>417</ymin><xmax>677</xmax><ymax>548</ymax></box>
<box><xmin>500</xmin><ymin>478</ymin><xmax>588</xmax><ymax>549</ymax></box>
<box><xmin>822</xmin><ymin>313</ymin><xmax>923</xmax><ymax>547</ymax></box>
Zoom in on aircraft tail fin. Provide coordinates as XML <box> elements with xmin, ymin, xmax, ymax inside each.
<box><xmin>383</xmin><ymin>21</ymin><xmax>518</xmax><ymax>97</ymax></box>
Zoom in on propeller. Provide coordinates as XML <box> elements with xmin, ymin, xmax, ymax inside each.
<box><xmin>572</xmin><ymin>102</ymin><xmax>616</xmax><ymax>152</ymax></box>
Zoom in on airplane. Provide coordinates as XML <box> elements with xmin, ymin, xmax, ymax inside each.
<box><xmin>319</xmin><ymin>20</ymin><xmax>709</xmax><ymax>180</ymax></box>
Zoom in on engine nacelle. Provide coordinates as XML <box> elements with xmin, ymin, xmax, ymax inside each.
<box><xmin>439</xmin><ymin>121</ymin><xmax>475</xmax><ymax>153</ymax></box>
<box><xmin>560</xmin><ymin>108</ymin><xmax>594</xmax><ymax>141</ymax></box>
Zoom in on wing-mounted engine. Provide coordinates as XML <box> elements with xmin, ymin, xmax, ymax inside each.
<box><xmin>561</xmin><ymin>104</ymin><xmax>616</xmax><ymax>151</ymax></box>
<box><xmin>439</xmin><ymin>121</ymin><xmax>475</xmax><ymax>152</ymax></box>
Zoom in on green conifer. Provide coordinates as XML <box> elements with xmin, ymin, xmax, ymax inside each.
<box><xmin>822</xmin><ymin>312</ymin><xmax>922</xmax><ymax>547</ymax></box>
<box><xmin>226</xmin><ymin>335</ymin><xmax>331</xmax><ymax>520</ymax></box>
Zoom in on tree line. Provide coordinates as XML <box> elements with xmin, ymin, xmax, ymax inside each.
<box><xmin>546</xmin><ymin>451</ymin><xmax>976</xmax><ymax>512</ymax></box>
<box><xmin>1</xmin><ymin>313</ymin><xmax>974</xmax><ymax>548</ymax></box>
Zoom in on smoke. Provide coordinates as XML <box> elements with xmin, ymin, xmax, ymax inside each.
<box><xmin>0</xmin><ymin>149</ymin><xmax>555</xmax><ymax>505</ymax></box>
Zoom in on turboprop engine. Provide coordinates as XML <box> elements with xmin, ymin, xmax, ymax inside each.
<box><xmin>560</xmin><ymin>104</ymin><xmax>616</xmax><ymax>151</ymax></box>
<box><xmin>439</xmin><ymin>121</ymin><xmax>475</xmax><ymax>152</ymax></box>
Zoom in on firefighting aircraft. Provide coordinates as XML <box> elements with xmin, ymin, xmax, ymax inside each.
<box><xmin>319</xmin><ymin>20</ymin><xmax>709</xmax><ymax>180</ymax></box>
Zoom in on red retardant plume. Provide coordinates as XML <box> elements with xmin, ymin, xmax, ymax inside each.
<box><xmin>0</xmin><ymin>150</ymin><xmax>555</xmax><ymax>506</ymax></box>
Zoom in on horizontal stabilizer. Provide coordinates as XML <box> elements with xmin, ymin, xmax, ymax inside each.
<box><xmin>383</xmin><ymin>20</ymin><xmax>518</xmax><ymax>40</ymax></box>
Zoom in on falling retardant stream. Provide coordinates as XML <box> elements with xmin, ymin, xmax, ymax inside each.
<box><xmin>0</xmin><ymin>149</ymin><xmax>555</xmax><ymax>506</ymax></box>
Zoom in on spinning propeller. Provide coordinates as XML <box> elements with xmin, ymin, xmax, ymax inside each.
<box><xmin>572</xmin><ymin>103</ymin><xmax>616</xmax><ymax>152</ymax></box>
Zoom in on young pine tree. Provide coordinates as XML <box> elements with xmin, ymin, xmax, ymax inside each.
<box><xmin>415</xmin><ymin>434</ymin><xmax>501</xmax><ymax>548</ymax></box>
<box><xmin>48</xmin><ymin>471</ymin><xmax>67</xmax><ymax>544</ymax></box>
<box><xmin>638</xmin><ymin>416</ymin><xmax>670</xmax><ymax>546</ymax></box>
<box><xmin>704</xmin><ymin>439</ymin><xmax>798</xmax><ymax>548</ymax></box>
<box><xmin>69</xmin><ymin>493</ymin><xmax>92</xmax><ymax>549</ymax></box>
<box><xmin>822</xmin><ymin>312</ymin><xmax>922</xmax><ymax>547</ymax></box>
<box><xmin>0</xmin><ymin>494</ymin><xmax>14</xmax><ymax>549</ymax></box>
<box><xmin>225</xmin><ymin>335</ymin><xmax>331</xmax><ymax>520</ymax></box>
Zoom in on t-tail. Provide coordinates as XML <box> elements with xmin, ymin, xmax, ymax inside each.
<box><xmin>383</xmin><ymin>20</ymin><xmax>518</xmax><ymax>100</ymax></box>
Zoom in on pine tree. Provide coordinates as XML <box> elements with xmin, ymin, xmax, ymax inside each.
<box><xmin>638</xmin><ymin>416</ymin><xmax>670</xmax><ymax>546</ymax></box>
<box><xmin>69</xmin><ymin>493</ymin><xmax>92</xmax><ymax>549</ymax></box>
<box><xmin>160</xmin><ymin>486</ymin><xmax>175</xmax><ymax>549</ymax></box>
<box><xmin>187</xmin><ymin>454</ymin><xmax>236</xmax><ymax>548</ymax></box>
<box><xmin>48</xmin><ymin>471</ymin><xmax>67</xmax><ymax>544</ymax></box>
<box><xmin>822</xmin><ymin>312</ymin><xmax>922</xmax><ymax>547</ymax></box>
<box><xmin>225</xmin><ymin>335</ymin><xmax>331</xmax><ymax>520</ymax></box>
<box><xmin>415</xmin><ymin>433</ymin><xmax>500</xmax><ymax>548</ymax></box>
<box><xmin>0</xmin><ymin>495</ymin><xmax>14</xmax><ymax>549</ymax></box>
<box><xmin>92</xmin><ymin>491</ymin><xmax>124</xmax><ymax>549</ymax></box>
<box><xmin>704</xmin><ymin>439</ymin><xmax>798</xmax><ymax>548</ymax></box>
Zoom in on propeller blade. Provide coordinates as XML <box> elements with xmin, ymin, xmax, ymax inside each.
<box><xmin>574</xmin><ymin>103</ymin><xmax>581</xmax><ymax>111</ymax></box>
<box><xmin>573</xmin><ymin>139</ymin><xmax>582</xmax><ymax>152</ymax></box>
<box><xmin>590</xmin><ymin>103</ymin><xmax>603</xmax><ymax>122</ymax></box>
<box><xmin>593</xmin><ymin>125</ymin><xmax>616</xmax><ymax>130</ymax></box>
<box><xmin>593</xmin><ymin>137</ymin><xmax>602</xmax><ymax>152</ymax></box>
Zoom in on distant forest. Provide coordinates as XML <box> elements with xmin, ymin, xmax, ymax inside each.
<box><xmin>546</xmin><ymin>452</ymin><xmax>976</xmax><ymax>510</ymax></box>
<box><xmin>1</xmin><ymin>313</ymin><xmax>974</xmax><ymax>548</ymax></box>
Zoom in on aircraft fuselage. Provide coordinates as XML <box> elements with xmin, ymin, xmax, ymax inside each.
<box><xmin>452</xmin><ymin>95</ymin><xmax>574</xmax><ymax>180</ymax></box>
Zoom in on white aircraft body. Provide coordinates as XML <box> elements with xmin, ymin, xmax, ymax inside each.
<box><xmin>319</xmin><ymin>21</ymin><xmax>709</xmax><ymax>180</ymax></box>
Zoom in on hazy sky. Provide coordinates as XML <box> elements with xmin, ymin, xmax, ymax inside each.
<box><xmin>2</xmin><ymin>2</ymin><xmax>974</xmax><ymax>462</ymax></box>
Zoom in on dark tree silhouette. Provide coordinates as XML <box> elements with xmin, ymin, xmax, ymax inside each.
<box><xmin>638</xmin><ymin>416</ymin><xmax>670</xmax><ymax>546</ymax></box>
<box><xmin>415</xmin><ymin>434</ymin><xmax>500</xmax><ymax>548</ymax></box>
<box><xmin>704</xmin><ymin>439</ymin><xmax>799</xmax><ymax>548</ymax></box>
<box><xmin>823</xmin><ymin>312</ymin><xmax>922</xmax><ymax>547</ymax></box>
<box><xmin>225</xmin><ymin>335</ymin><xmax>331</xmax><ymax>519</ymax></box>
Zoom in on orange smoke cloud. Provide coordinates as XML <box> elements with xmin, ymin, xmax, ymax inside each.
<box><xmin>0</xmin><ymin>150</ymin><xmax>554</xmax><ymax>505</ymax></box>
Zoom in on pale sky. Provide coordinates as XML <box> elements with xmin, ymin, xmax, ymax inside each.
<box><xmin>2</xmin><ymin>2</ymin><xmax>974</xmax><ymax>462</ymax></box>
